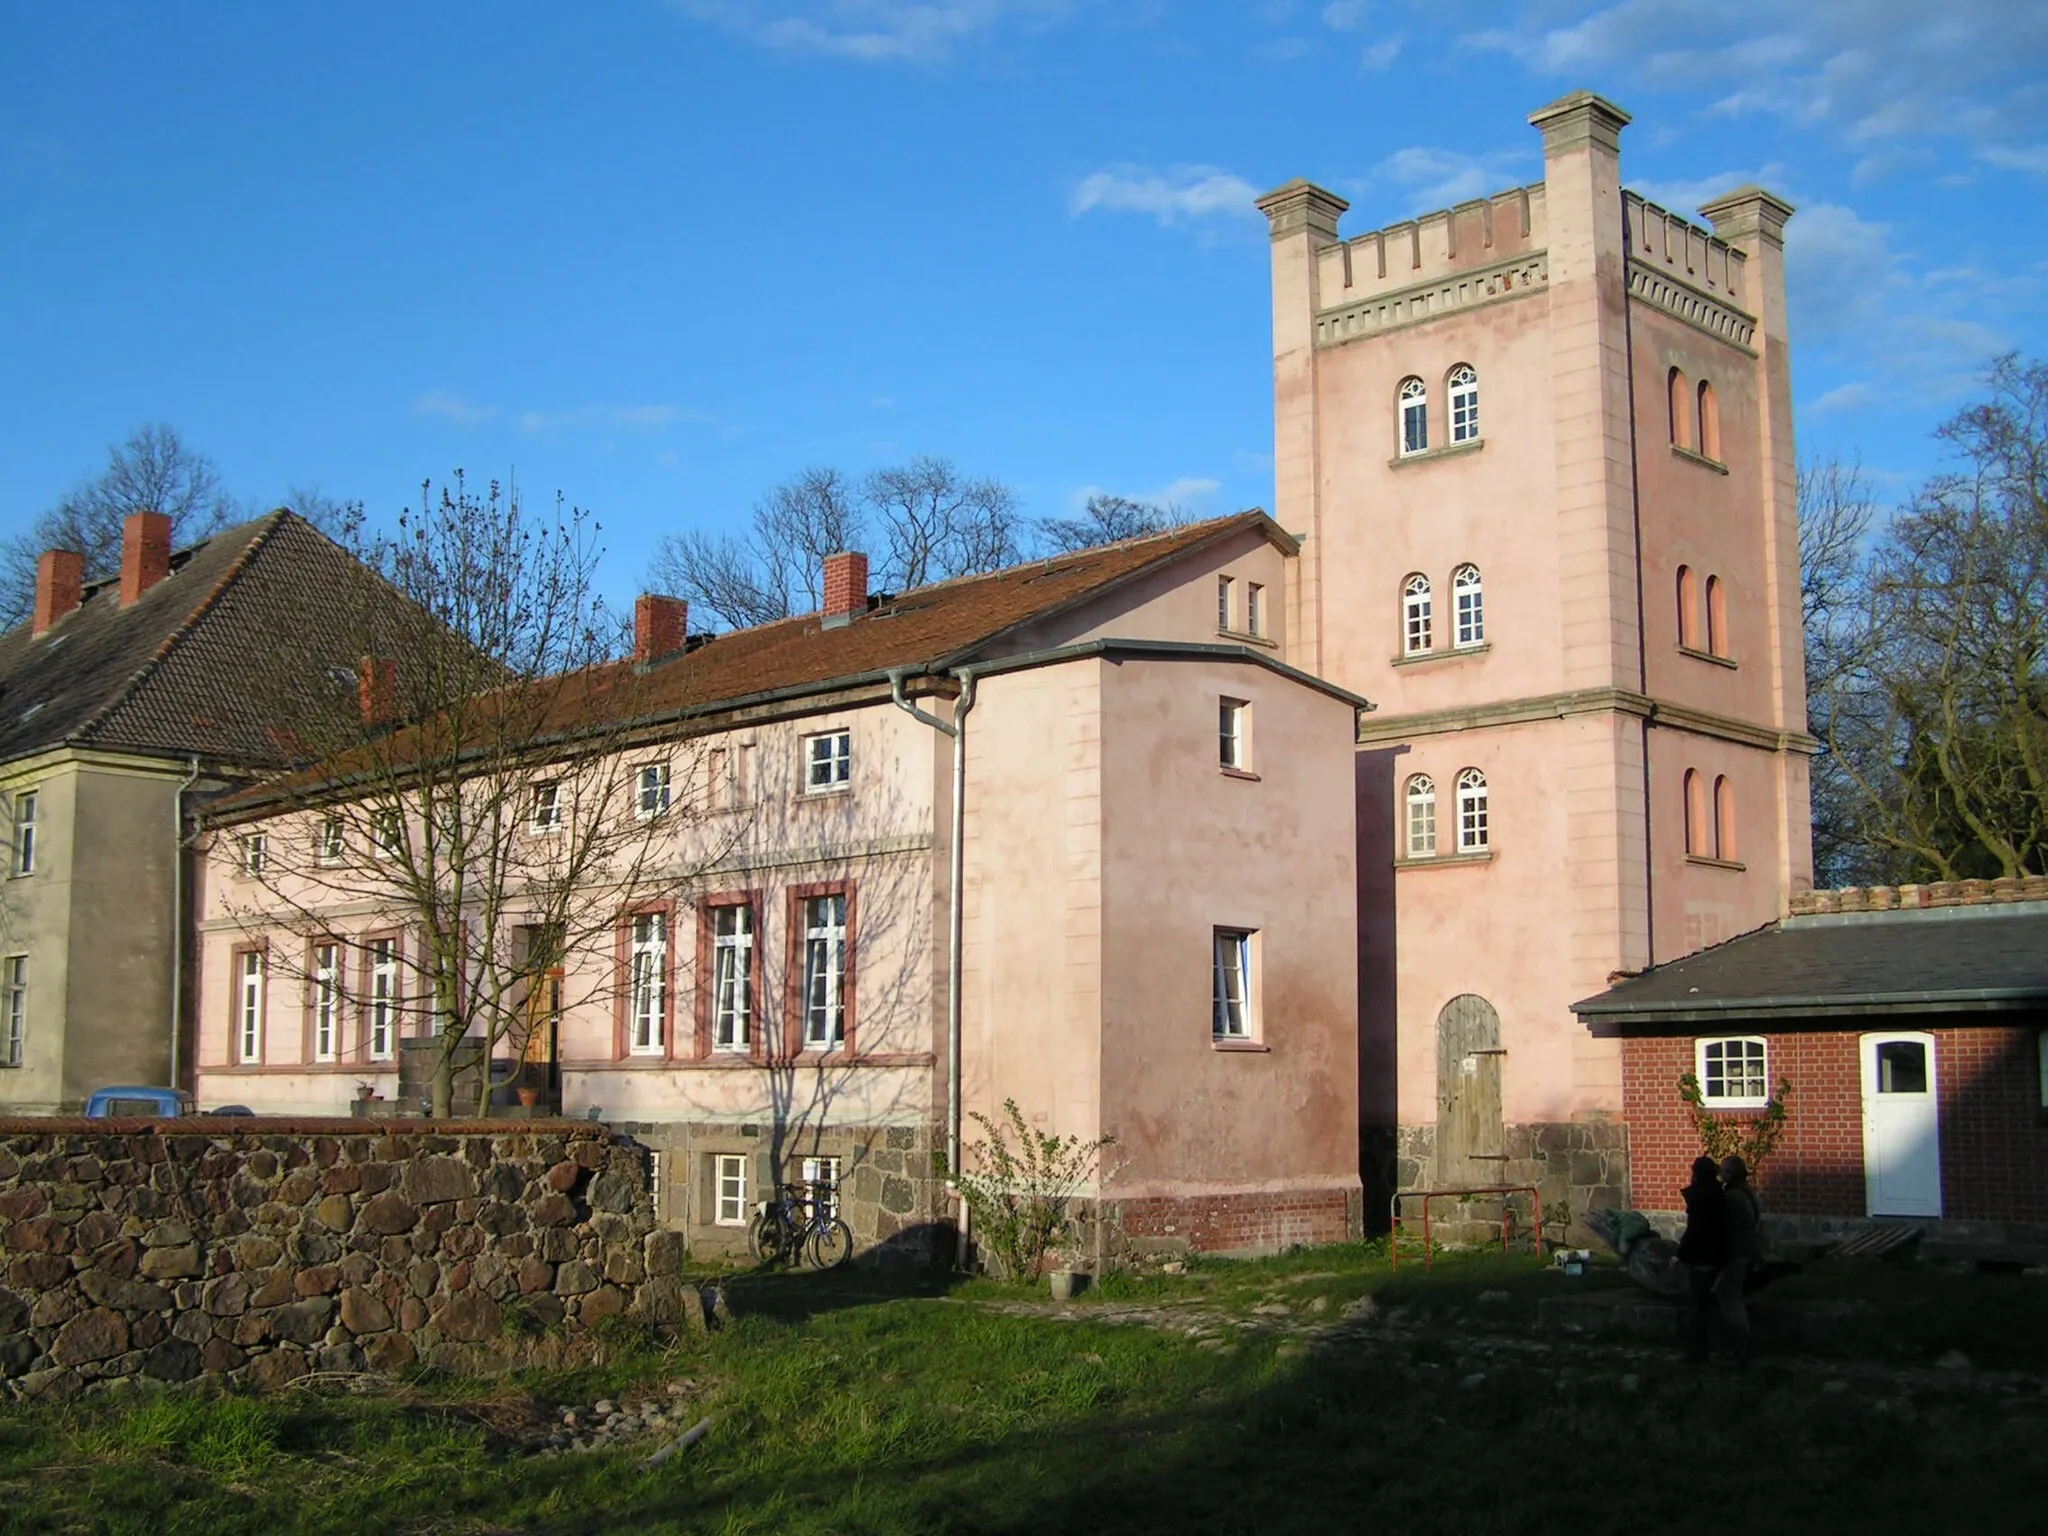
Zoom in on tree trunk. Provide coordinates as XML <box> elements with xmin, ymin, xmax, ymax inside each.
<box><xmin>431</xmin><ymin>1056</ymin><xmax>454</xmax><ymax>1119</ymax></box>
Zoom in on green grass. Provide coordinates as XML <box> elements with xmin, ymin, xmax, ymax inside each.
<box><xmin>2</xmin><ymin>1249</ymin><xmax>2044</xmax><ymax>1534</ymax></box>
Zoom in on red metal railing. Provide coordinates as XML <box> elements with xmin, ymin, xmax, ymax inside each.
<box><xmin>1388</xmin><ymin>1185</ymin><xmax>1543</xmax><ymax>1271</ymax></box>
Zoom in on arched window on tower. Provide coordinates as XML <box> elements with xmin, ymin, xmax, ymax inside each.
<box><xmin>1697</xmin><ymin>379</ymin><xmax>1720</xmax><ymax>461</ymax></box>
<box><xmin>1705</xmin><ymin>574</ymin><xmax>1727</xmax><ymax>657</ymax></box>
<box><xmin>1684</xmin><ymin>769</ymin><xmax>1708</xmax><ymax>856</ymax></box>
<box><xmin>1668</xmin><ymin>367</ymin><xmax>1692</xmax><ymax>451</ymax></box>
<box><xmin>1455</xmin><ymin>769</ymin><xmax>1490</xmax><ymax>852</ymax></box>
<box><xmin>1404</xmin><ymin>775</ymin><xmax>1437</xmax><ymax>859</ymax></box>
<box><xmin>1448</xmin><ymin>365</ymin><xmax>1480</xmax><ymax>445</ymax></box>
<box><xmin>1677</xmin><ymin>565</ymin><xmax>1701</xmax><ymax>650</ymax></box>
<box><xmin>1452</xmin><ymin>563</ymin><xmax>1484</xmax><ymax>647</ymax></box>
<box><xmin>1713</xmin><ymin>775</ymin><xmax>1737</xmax><ymax>862</ymax></box>
<box><xmin>1399</xmin><ymin>377</ymin><xmax>1428</xmax><ymax>456</ymax></box>
<box><xmin>1402</xmin><ymin>573</ymin><xmax>1433</xmax><ymax>655</ymax></box>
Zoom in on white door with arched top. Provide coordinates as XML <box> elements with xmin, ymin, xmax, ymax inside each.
<box><xmin>1860</xmin><ymin>1033</ymin><xmax>1942</xmax><ymax>1217</ymax></box>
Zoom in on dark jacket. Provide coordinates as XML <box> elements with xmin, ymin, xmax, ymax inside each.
<box><xmin>1725</xmin><ymin>1184</ymin><xmax>1763</xmax><ymax>1262</ymax></box>
<box><xmin>1677</xmin><ymin>1180</ymin><xmax>1730</xmax><ymax>1267</ymax></box>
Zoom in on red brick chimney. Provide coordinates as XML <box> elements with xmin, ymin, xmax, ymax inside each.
<box><xmin>357</xmin><ymin>656</ymin><xmax>397</xmax><ymax>728</ymax></box>
<box><xmin>32</xmin><ymin>549</ymin><xmax>84</xmax><ymax>637</ymax></box>
<box><xmin>634</xmin><ymin>594</ymin><xmax>689</xmax><ymax>664</ymax></box>
<box><xmin>822</xmin><ymin>551</ymin><xmax>868</xmax><ymax>628</ymax></box>
<box><xmin>119</xmin><ymin>511</ymin><xmax>173</xmax><ymax>606</ymax></box>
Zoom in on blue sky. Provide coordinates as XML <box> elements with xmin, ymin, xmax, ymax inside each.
<box><xmin>4</xmin><ymin>2</ymin><xmax>2044</xmax><ymax>609</ymax></box>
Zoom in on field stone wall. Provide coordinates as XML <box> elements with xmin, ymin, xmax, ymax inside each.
<box><xmin>0</xmin><ymin>1118</ymin><xmax>695</xmax><ymax>1402</ymax></box>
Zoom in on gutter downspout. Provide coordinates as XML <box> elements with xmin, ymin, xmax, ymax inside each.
<box><xmin>886</xmin><ymin>667</ymin><xmax>978</xmax><ymax>1207</ymax></box>
<box><xmin>169</xmin><ymin>755</ymin><xmax>202</xmax><ymax>1093</ymax></box>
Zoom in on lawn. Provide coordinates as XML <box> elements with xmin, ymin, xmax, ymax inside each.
<box><xmin>2</xmin><ymin>1247</ymin><xmax>2045</xmax><ymax>1535</ymax></box>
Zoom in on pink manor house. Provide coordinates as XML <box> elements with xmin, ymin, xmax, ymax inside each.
<box><xmin>179</xmin><ymin>92</ymin><xmax>2044</xmax><ymax>1259</ymax></box>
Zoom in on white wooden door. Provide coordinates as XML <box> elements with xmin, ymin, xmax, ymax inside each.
<box><xmin>1860</xmin><ymin>1033</ymin><xmax>1942</xmax><ymax>1217</ymax></box>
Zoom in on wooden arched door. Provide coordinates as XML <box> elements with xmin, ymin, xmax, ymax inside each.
<box><xmin>1435</xmin><ymin>994</ymin><xmax>1504</xmax><ymax>1187</ymax></box>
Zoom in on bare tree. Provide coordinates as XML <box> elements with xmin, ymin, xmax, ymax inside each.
<box><xmin>1798</xmin><ymin>455</ymin><xmax>1884</xmax><ymax>885</ymax></box>
<box><xmin>1820</xmin><ymin>355</ymin><xmax>2048</xmax><ymax>882</ymax></box>
<box><xmin>3</xmin><ymin>424</ymin><xmax>238</xmax><ymax>623</ymax></box>
<box><xmin>1039</xmin><ymin>493</ymin><xmax>1187</xmax><ymax>554</ymax></box>
<box><xmin>649</xmin><ymin>458</ymin><xmax>1021</xmax><ymax>630</ymax></box>
<box><xmin>215</xmin><ymin>474</ymin><xmax>727</xmax><ymax>1115</ymax></box>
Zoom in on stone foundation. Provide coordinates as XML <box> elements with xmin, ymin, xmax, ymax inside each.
<box><xmin>1055</xmin><ymin>1184</ymin><xmax>1364</xmax><ymax>1265</ymax></box>
<box><xmin>1381</xmin><ymin>1119</ymin><xmax>1630</xmax><ymax>1246</ymax></box>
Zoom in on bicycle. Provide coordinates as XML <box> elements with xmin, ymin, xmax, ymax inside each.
<box><xmin>746</xmin><ymin>1180</ymin><xmax>854</xmax><ymax>1270</ymax></box>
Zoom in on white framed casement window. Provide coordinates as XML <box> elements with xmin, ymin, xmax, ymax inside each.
<box><xmin>1448</xmin><ymin>364</ymin><xmax>1480</xmax><ymax>444</ymax></box>
<box><xmin>711</xmin><ymin>904</ymin><xmax>754</xmax><ymax>1051</ymax></box>
<box><xmin>1455</xmin><ymin>768</ymin><xmax>1490</xmax><ymax>852</ymax></box>
<box><xmin>1399</xmin><ymin>376</ymin><xmax>1428</xmax><ymax>455</ymax></box>
<box><xmin>1212</xmin><ymin>928</ymin><xmax>1254</xmax><ymax>1040</ymax></box>
<box><xmin>628</xmin><ymin>911</ymin><xmax>666</xmax><ymax>1055</ymax></box>
<box><xmin>367</xmin><ymin>938</ymin><xmax>398</xmax><ymax>1062</ymax></box>
<box><xmin>637</xmin><ymin>762</ymin><xmax>672</xmax><ymax>819</ymax></box>
<box><xmin>311</xmin><ymin>943</ymin><xmax>339</xmax><ymax>1063</ymax></box>
<box><xmin>1217</xmin><ymin>575</ymin><xmax>1235</xmax><ymax>632</ymax></box>
<box><xmin>10</xmin><ymin>790</ymin><xmax>37</xmax><ymax>876</ymax></box>
<box><xmin>1219</xmin><ymin>699</ymin><xmax>1248</xmax><ymax>772</ymax></box>
<box><xmin>1246</xmin><ymin>582</ymin><xmax>1264</xmax><ymax>638</ymax></box>
<box><xmin>242</xmin><ymin>833</ymin><xmax>267</xmax><ymax>878</ymax></box>
<box><xmin>802</xmin><ymin>893</ymin><xmax>848</xmax><ymax>1048</ymax></box>
<box><xmin>529</xmin><ymin>780</ymin><xmax>563</xmax><ymax>833</ymax></box>
<box><xmin>372</xmin><ymin>809</ymin><xmax>403</xmax><ymax>861</ymax></box>
<box><xmin>1</xmin><ymin>956</ymin><xmax>25</xmax><ymax>1068</ymax></box>
<box><xmin>1452</xmin><ymin>564</ymin><xmax>1484</xmax><ymax>648</ymax></box>
<box><xmin>315</xmin><ymin>817</ymin><xmax>345</xmax><ymax>867</ymax></box>
<box><xmin>1404</xmin><ymin>774</ymin><xmax>1437</xmax><ymax>859</ymax></box>
<box><xmin>713</xmin><ymin>1153</ymin><xmax>748</xmax><ymax>1226</ymax></box>
<box><xmin>1402</xmin><ymin>574</ymin><xmax>1433</xmax><ymax>655</ymax></box>
<box><xmin>1696</xmin><ymin>1037</ymin><xmax>1769</xmax><ymax>1108</ymax></box>
<box><xmin>804</xmin><ymin>730</ymin><xmax>851</xmax><ymax>794</ymax></box>
<box><xmin>802</xmin><ymin>1155</ymin><xmax>842</xmax><ymax>1220</ymax></box>
<box><xmin>237</xmin><ymin>950</ymin><xmax>266</xmax><ymax>1063</ymax></box>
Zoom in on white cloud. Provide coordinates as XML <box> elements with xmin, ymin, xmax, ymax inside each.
<box><xmin>670</xmin><ymin>0</ymin><xmax>1069</xmax><ymax>64</ymax></box>
<box><xmin>1359</xmin><ymin>36</ymin><xmax>1401</xmax><ymax>70</ymax></box>
<box><xmin>1806</xmin><ymin>381</ymin><xmax>1877</xmax><ymax>414</ymax></box>
<box><xmin>1626</xmin><ymin>164</ymin><xmax>1785</xmax><ymax>215</ymax></box>
<box><xmin>1371</xmin><ymin>145</ymin><xmax>1531</xmax><ymax>210</ymax></box>
<box><xmin>1978</xmin><ymin>144</ymin><xmax>2048</xmax><ymax>175</ymax></box>
<box><xmin>411</xmin><ymin>390</ymin><xmax>497</xmax><ymax>426</ymax></box>
<box><xmin>1321</xmin><ymin>0</ymin><xmax>1368</xmax><ymax>29</ymax></box>
<box><xmin>1067</xmin><ymin>475</ymin><xmax>1221</xmax><ymax>512</ymax></box>
<box><xmin>1070</xmin><ymin>164</ymin><xmax>1262</xmax><ymax>226</ymax></box>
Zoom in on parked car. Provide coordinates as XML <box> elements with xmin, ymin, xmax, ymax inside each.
<box><xmin>83</xmin><ymin>1086</ymin><xmax>196</xmax><ymax>1118</ymax></box>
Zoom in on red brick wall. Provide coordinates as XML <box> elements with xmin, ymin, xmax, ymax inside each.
<box><xmin>1111</xmin><ymin>1189</ymin><xmax>1356</xmax><ymax>1253</ymax></box>
<box><xmin>1621</xmin><ymin>1026</ymin><xmax>2048</xmax><ymax>1220</ymax></box>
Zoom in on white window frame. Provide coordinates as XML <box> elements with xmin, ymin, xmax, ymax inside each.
<box><xmin>1399</xmin><ymin>377</ymin><xmax>1428</xmax><ymax>456</ymax></box>
<box><xmin>713</xmin><ymin>1153</ymin><xmax>748</xmax><ymax>1226</ymax></box>
<box><xmin>1405</xmin><ymin>775</ymin><xmax>1437</xmax><ymax>859</ymax></box>
<box><xmin>1212</xmin><ymin>928</ymin><xmax>1253</xmax><ymax>1040</ymax></box>
<box><xmin>1217</xmin><ymin>575</ymin><xmax>1235</xmax><ymax>632</ymax></box>
<box><xmin>804</xmin><ymin>730</ymin><xmax>852</xmax><ymax>795</ymax></box>
<box><xmin>11</xmin><ymin>790</ymin><xmax>37</xmax><ymax>877</ymax></box>
<box><xmin>1219</xmin><ymin>699</ymin><xmax>1248</xmax><ymax>772</ymax></box>
<box><xmin>1403</xmin><ymin>574</ymin><xmax>1433</xmax><ymax>656</ymax></box>
<box><xmin>628</xmin><ymin>911</ymin><xmax>667</xmax><ymax>1055</ymax></box>
<box><xmin>801</xmin><ymin>1155</ymin><xmax>842</xmax><ymax>1221</ymax></box>
<box><xmin>367</xmin><ymin>937</ymin><xmax>397</xmax><ymax>1062</ymax></box>
<box><xmin>1245</xmin><ymin>582</ymin><xmax>1264</xmax><ymax>638</ymax></box>
<box><xmin>711</xmin><ymin>904</ymin><xmax>753</xmax><ymax>1052</ymax></box>
<box><xmin>529</xmin><ymin>780</ymin><xmax>563</xmax><ymax>833</ymax></box>
<box><xmin>2</xmin><ymin>955</ymin><xmax>25</xmax><ymax>1068</ymax></box>
<box><xmin>1455</xmin><ymin>768</ymin><xmax>1490</xmax><ymax>852</ymax></box>
<box><xmin>237</xmin><ymin>950</ymin><xmax>266</xmax><ymax>1063</ymax></box>
<box><xmin>1696</xmin><ymin>1036</ymin><xmax>1769</xmax><ymax>1108</ymax></box>
<box><xmin>802</xmin><ymin>894</ymin><xmax>848</xmax><ymax>1049</ymax></box>
<box><xmin>1452</xmin><ymin>564</ymin><xmax>1484</xmax><ymax>648</ymax></box>
<box><xmin>311</xmin><ymin>942</ymin><xmax>339</xmax><ymax>1063</ymax></box>
<box><xmin>637</xmin><ymin>762</ymin><xmax>672</xmax><ymax>819</ymax></box>
<box><xmin>1448</xmin><ymin>364</ymin><xmax>1479</xmax><ymax>444</ymax></box>
<box><xmin>315</xmin><ymin>817</ymin><xmax>346</xmax><ymax>867</ymax></box>
<box><xmin>242</xmin><ymin>832</ymin><xmax>267</xmax><ymax>879</ymax></box>
<box><xmin>372</xmin><ymin>809</ymin><xmax>403</xmax><ymax>861</ymax></box>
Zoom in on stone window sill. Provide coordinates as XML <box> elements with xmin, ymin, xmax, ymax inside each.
<box><xmin>1220</xmin><ymin>767</ymin><xmax>1261</xmax><ymax>782</ymax></box>
<box><xmin>1395</xmin><ymin>850</ymin><xmax>1495</xmax><ymax>870</ymax></box>
<box><xmin>1390</xmin><ymin>438</ymin><xmax>1484</xmax><ymax>470</ymax></box>
<box><xmin>1678</xmin><ymin>644</ymin><xmax>1737</xmax><ymax>670</ymax></box>
<box><xmin>1686</xmin><ymin>854</ymin><xmax>1747</xmax><ymax>872</ymax></box>
<box><xmin>1211</xmin><ymin>1039</ymin><xmax>1271</xmax><ymax>1053</ymax></box>
<box><xmin>1216</xmin><ymin>627</ymin><xmax>1278</xmax><ymax>649</ymax></box>
<box><xmin>1671</xmin><ymin>444</ymin><xmax>1729</xmax><ymax>475</ymax></box>
<box><xmin>1392</xmin><ymin>642</ymin><xmax>1491</xmax><ymax>669</ymax></box>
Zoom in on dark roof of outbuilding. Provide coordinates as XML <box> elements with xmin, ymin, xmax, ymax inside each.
<box><xmin>1572</xmin><ymin>901</ymin><xmax>2048</xmax><ymax>1025</ymax></box>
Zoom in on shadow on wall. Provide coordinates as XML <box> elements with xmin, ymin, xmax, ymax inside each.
<box><xmin>1356</xmin><ymin>748</ymin><xmax>1402</xmax><ymax>1233</ymax></box>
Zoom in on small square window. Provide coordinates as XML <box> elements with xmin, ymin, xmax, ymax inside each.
<box><xmin>805</xmin><ymin>731</ymin><xmax>851</xmax><ymax>794</ymax></box>
<box><xmin>1219</xmin><ymin>699</ymin><xmax>1248</xmax><ymax>772</ymax></box>
<box><xmin>637</xmin><ymin>763</ymin><xmax>672</xmax><ymax>819</ymax></box>
<box><xmin>1696</xmin><ymin>1037</ymin><xmax>1768</xmax><ymax>1107</ymax></box>
<box><xmin>1213</xmin><ymin>928</ymin><xmax>1254</xmax><ymax>1040</ymax></box>
<box><xmin>373</xmin><ymin>810</ymin><xmax>403</xmax><ymax>860</ymax></box>
<box><xmin>530</xmin><ymin>780</ymin><xmax>562</xmax><ymax>832</ymax></box>
<box><xmin>315</xmin><ymin>818</ymin><xmax>346</xmax><ymax>867</ymax></box>
<box><xmin>713</xmin><ymin>1153</ymin><xmax>749</xmax><ymax>1226</ymax></box>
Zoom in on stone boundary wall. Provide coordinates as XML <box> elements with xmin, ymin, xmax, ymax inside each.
<box><xmin>0</xmin><ymin>1118</ymin><xmax>696</xmax><ymax>1401</ymax></box>
<box><xmin>1384</xmin><ymin>1120</ymin><xmax>1629</xmax><ymax>1245</ymax></box>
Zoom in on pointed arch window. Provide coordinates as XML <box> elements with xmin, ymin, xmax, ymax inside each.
<box><xmin>1448</xmin><ymin>365</ymin><xmax>1479</xmax><ymax>444</ymax></box>
<box><xmin>1677</xmin><ymin>565</ymin><xmax>1701</xmax><ymax>650</ymax></box>
<box><xmin>1713</xmin><ymin>775</ymin><xmax>1736</xmax><ymax>862</ymax></box>
<box><xmin>1399</xmin><ymin>377</ymin><xmax>1428</xmax><ymax>456</ymax></box>
<box><xmin>1402</xmin><ymin>573</ymin><xmax>1433</xmax><ymax>656</ymax></box>
<box><xmin>1452</xmin><ymin>564</ymin><xmax>1484</xmax><ymax>648</ymax></box>
<box><xmin>1455</xmin><ymin>769</ymin><xmax>1489</xmax><ymax>852</ymax></box>
<box><xmin>1668</xmin><ymin>367</ymin><xmax>1692</xmax><ymax>450</ymax></box>
<box><xmin>1404</xmin><ymin>775</ymin><xmax>1437</xmax><ymax>859</ymax></box>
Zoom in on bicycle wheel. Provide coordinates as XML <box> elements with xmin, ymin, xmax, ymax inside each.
<box><xmin>808</xmin><ymin>1217</ymin><xmax>854</xmax><ymax>1270</ymax></box>
<box><xmin>746</xmin><ymin>1208</ymin><xmax>788</xmax><ymax>1265</ymax></box>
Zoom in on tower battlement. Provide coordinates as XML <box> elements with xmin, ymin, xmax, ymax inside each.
<box><xmin>1310</xmin><ymin>184</ymin><xmax>1548</xmax><ymax>308</ymax></box>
